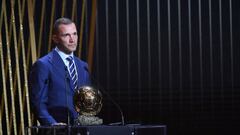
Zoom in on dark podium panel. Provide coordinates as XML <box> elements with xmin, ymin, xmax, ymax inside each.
<box><xmin>71</xmin><ymin>125</ymin><xmax>132</xmax><ymax>135</ymax></box>
<box><xmin>133</xmin><ymin>125</ymin><xmax>167</xmax><ymax>135</ymax></box>
<box><xmin>26</xmin><ymin>125</ymin><xmax>166</xmax><ymax>135</ymax></box>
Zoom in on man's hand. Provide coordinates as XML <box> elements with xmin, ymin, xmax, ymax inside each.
<box><xmin>51</xmin><ymin>122</ymin><xmax>67</xmax><ymax>126</ymax></box>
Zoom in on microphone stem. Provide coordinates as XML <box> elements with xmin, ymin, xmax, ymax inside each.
<box><xmin>101</xmin><ymin>89</ymin><xmax>125</xmax><ymax>125</ymax></box>
<box><xmin>85</xmin><ymin>68</ymin><xmax>125</xmax><ymax>125</ymax></box>
<box><xmin>65</xmin><ymin>66</ymin><xmax>71</xmax><ymax>126</ymax></box>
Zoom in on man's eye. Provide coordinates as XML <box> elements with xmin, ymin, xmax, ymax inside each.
<box><xmin>61</xmin><ymin>33</ymin><xmax>77</xmax><ymax>37</ymax></box>
<box><xmin>61</xmin><ymin>34</ymin><xmax>69</xmax><ymax>37</ymax></box>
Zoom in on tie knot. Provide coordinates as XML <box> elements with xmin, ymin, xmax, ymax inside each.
<box><xmin>67</xmin><ymin>56</ymin><xmax>73</xmax><ymax>62</ymax></box>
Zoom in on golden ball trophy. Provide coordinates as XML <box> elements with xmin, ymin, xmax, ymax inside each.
<box><xmin>73</xmin><ymin>86</ymin><xmax>103</xmax><ymax>125</ymax></box>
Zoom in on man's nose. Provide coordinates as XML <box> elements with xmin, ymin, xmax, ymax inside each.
<box><xmin>69</xmin><ymin>35</ymin><xmax>74</xmax><ymax>42</ymax></box>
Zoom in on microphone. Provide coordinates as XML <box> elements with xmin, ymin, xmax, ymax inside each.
<box><xmin>44</xmin><ymin>79</ymin><xmax>49</xmax><ymax>84</ymax></box>
<box><xmin>64</xmin><ymin>66</ymin><xmax>71</xmax><ymax>127</ymax></box>
<box><xmin>102</xmin><ymin>89</ymin><xmax>125</xmax><ymax>126</ymax></box>
<box><xmin>84</xmin><ymin>67</ymin><xmax>125</xmax><ymax>125</ymax></box>
<box><xmin>64</xmin><ymin>66</ymin><xmax>70</xmax><ymax>79</ymax></box>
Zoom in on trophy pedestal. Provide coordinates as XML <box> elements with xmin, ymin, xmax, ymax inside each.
<box><xmin>74</xmin><ymin>115</ymin><xmax>103</xmax><ymax>126</ymax></box>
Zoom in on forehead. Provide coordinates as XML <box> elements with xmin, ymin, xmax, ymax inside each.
<box><xmin>57</xmin><ymin>23</ymin><xmax>77</xmax><ymax>33</ymax></box>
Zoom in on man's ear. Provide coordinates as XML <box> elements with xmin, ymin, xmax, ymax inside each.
<box><xmin>52</xmin><ymin>34</ymin><xmax>59</xmax><ymax>44</ymax></box>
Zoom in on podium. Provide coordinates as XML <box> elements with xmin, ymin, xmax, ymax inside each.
<box><xmin>26</xmin><ymin>125</ymin><xmax>166</xmax><ymax>135</ymax></box>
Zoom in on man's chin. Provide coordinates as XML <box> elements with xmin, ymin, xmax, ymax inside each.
<box><xmin>68</xmin><ymin>47</ymin><xmax>77</xmax><ymax>52</ymax></box>
<box><xmin>71</xmin><ymin>48</ymin><xmax>77</xmax><ymax>52</ymax></box>
<box><xmin>62</xmin><ymin>49</ymin><xmax>76</xmax><ymax>54</ymax></box>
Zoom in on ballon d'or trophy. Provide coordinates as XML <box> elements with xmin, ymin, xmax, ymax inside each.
<box><xmin>73</xmin><ymin>86</ymin><xmax>103</xmax><ymax>125</ymax></box>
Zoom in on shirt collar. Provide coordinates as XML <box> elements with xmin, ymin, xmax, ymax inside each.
<box><xmin>55</xmin><ymin>47</ymin><xmax>74</xmax><ymax>61</ymax></box>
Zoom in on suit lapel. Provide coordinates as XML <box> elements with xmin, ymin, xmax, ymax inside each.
<box><xmin>48</xmin><ymin>50</ymin><xmax>74</xmax><ymax>90</ymax></box>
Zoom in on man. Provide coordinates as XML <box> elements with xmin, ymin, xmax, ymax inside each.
<box><xmin>29</xmin><ymin>17</ymin><xmax>91</xmax><ymax>126</ymax></box>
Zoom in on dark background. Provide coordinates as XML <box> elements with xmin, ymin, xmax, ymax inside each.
<box><xmin>91</xmin><ymin>0</ymin><xmax>240</xmax><ymax>135</ymax></box>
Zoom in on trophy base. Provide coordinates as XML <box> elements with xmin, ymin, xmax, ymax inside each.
<box><xmin>74</xmin><ymin>115</ymin><xmax>103</xmax><ymax>126</ymax></box>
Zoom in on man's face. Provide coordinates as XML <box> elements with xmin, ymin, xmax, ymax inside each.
<box><xmin>52</xmin><ymin>23</ymin><xmax>78</xmax><ymax>54</ymax></box>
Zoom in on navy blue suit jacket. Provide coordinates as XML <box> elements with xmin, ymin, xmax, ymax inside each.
<box><xmin>29</xmin><ymin>50</ymin><xmax>91</xmax><ymax>125</ymax></box>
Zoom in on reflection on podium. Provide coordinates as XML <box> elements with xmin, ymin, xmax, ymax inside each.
<box><xmin>26</xmin><ymin>125</ymin><xmax>166</xmax><ymax>135</ymax></box>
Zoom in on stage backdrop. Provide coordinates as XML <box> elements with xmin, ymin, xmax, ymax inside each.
<box><xmin>0</xmin><ymin>0</ymin><xmax>240</xmax><ymax>135</ymax></box>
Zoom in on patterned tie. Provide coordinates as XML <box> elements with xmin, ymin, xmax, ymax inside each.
<box><xmin>67</xmin><ymin>56</ymin><xmax>78</xmax><ymax>90</ymax></box>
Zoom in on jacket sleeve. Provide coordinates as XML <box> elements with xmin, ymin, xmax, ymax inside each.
<box><xmin>29</xmin><ymin>60</ymin><xmax>57</xmax><ymax>125</ymax></box>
